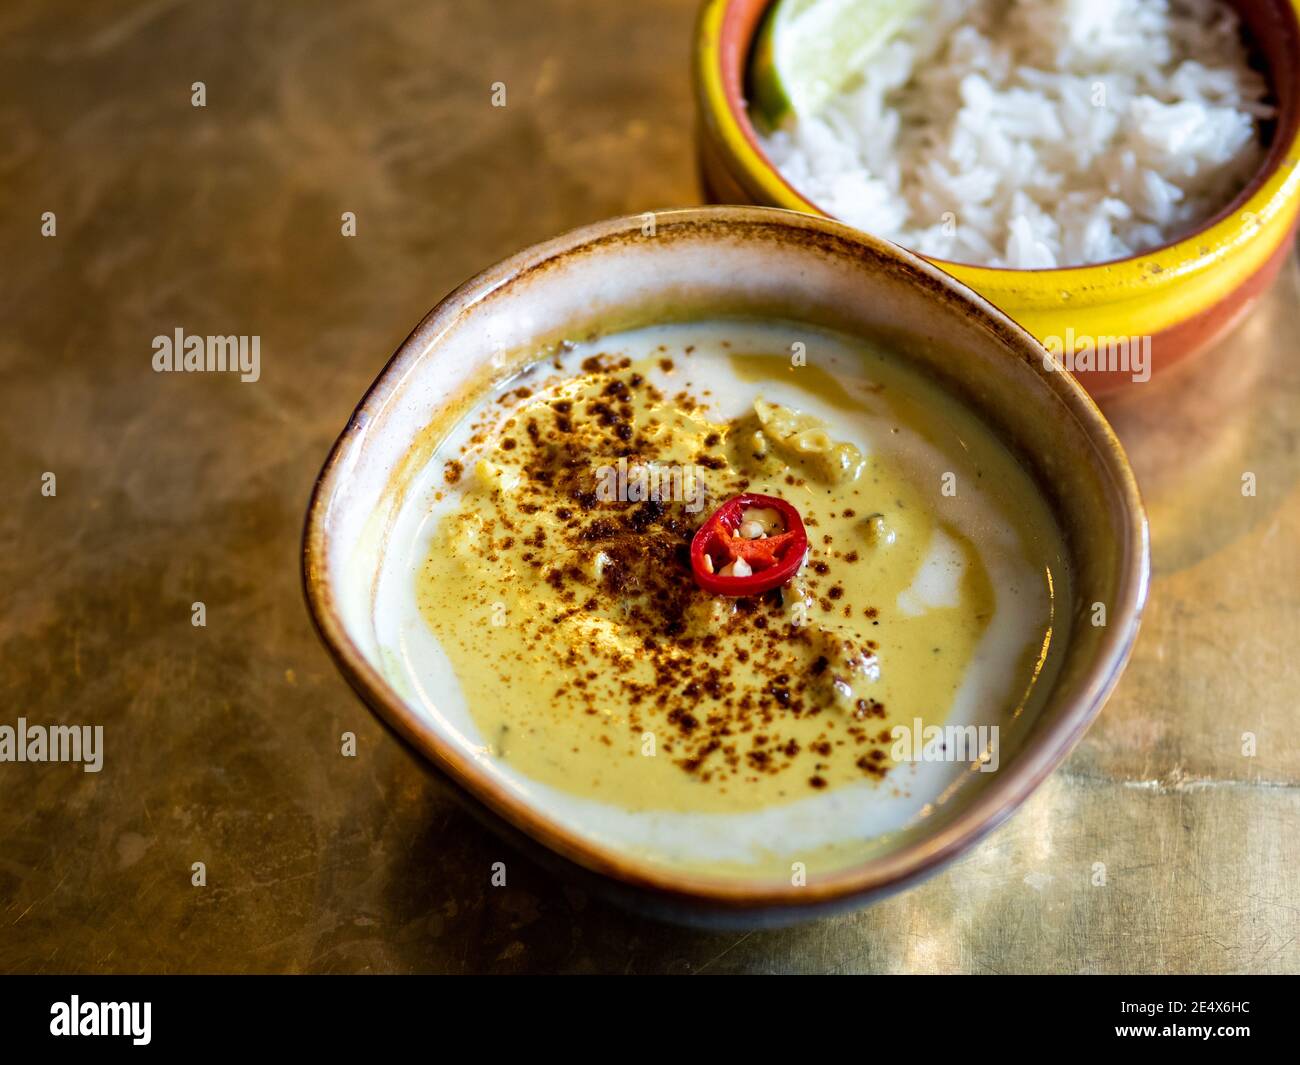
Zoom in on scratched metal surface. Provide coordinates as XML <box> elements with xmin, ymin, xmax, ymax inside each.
<box><xmin>0</xmin><ymin>0</ymin><xmax>1296</xmax><ymax>974</ymax></box>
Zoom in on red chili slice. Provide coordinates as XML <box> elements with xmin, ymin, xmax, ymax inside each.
<box><xmin>690</xmin><ymin>493</ymin><xmax>809</xmax><ymax>597</ymax></box>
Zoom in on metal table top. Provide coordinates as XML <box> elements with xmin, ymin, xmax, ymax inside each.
<box><xmin>1</xmin><ymin>0</ymin><xmax>1295</xmax><ymax>973</ymax></box>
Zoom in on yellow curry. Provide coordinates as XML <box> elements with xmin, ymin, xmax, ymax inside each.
<box><xmin>414</xmin><ymin>321</ymin><xmax>1069</xmax><ymax>816</ymax></box>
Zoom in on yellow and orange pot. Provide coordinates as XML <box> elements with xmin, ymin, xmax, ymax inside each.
<box><xmin>695</xmin><ymin>0</ymin><xmax>1300</xmax><ymax>395</ymax></box>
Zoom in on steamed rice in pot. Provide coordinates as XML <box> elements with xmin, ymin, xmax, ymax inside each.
<box><xmin>757</xmin><ymin>0</ymin><xmax>1274</xmax><ymax>268</ymax></box>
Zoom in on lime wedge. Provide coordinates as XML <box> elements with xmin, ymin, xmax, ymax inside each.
<box><xmin>750</xmin><ymin>0</ymin><xmax>922</xmax><ymax>129</ymax></box>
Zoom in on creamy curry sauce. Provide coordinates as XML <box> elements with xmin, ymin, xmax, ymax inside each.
<box><xmin>402</xmin><ymin>321</ymin><xmax>1070</xmax><ymax>828</ymax></box>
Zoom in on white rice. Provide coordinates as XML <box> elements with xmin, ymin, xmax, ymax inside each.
<box><xmin>756</xmin><ymin>0</ymin><xmax>1273</xmax><ymax>268</ymax></box>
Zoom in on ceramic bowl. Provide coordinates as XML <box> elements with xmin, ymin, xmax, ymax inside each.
<box><xmin>302</xmin><ymin>206</ymin><xmax>1149</xmax><ymax>927</ymax></box>
<box><xmin>694</xmin><ymin>0</ymin><xmax>1300</xmax><ymax>396</ymax></box>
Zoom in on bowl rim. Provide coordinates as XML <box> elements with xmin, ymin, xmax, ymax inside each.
<box><xmin>301</xmin><ymin>205</ymin><xmax>1150</xmax><ymax>913</ymax></box>
<box><xmin>695</xmin><ymin>0</ymin><xmax>1300</xmax><ymax>288</ymax></box>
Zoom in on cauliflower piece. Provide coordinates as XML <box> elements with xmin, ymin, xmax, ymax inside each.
<box><xmin>803</xmin><ymin>625</ymin><xmax>885</xmax><ymax>718</ymax></box>
<box><xmin>753</xmin><ymin>398</ymin><xmax>865</xmax><ymax>484</ymax></box>
<box><xmin>475</xmin><ymin>457</ymin><xmax>522</xmax><ymax>493</ymax></box>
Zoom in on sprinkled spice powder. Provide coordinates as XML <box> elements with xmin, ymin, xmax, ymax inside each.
<box><xmin>406</xmin><ymin>324</ymin><xmax>1066</xmax><ymax>817</ymax></box>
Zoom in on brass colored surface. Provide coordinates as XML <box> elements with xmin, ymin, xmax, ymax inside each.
<box><xmin>0</xmin><ymin>0</ymin><xmax>1295</xmax><ymax>973</ymax></box>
